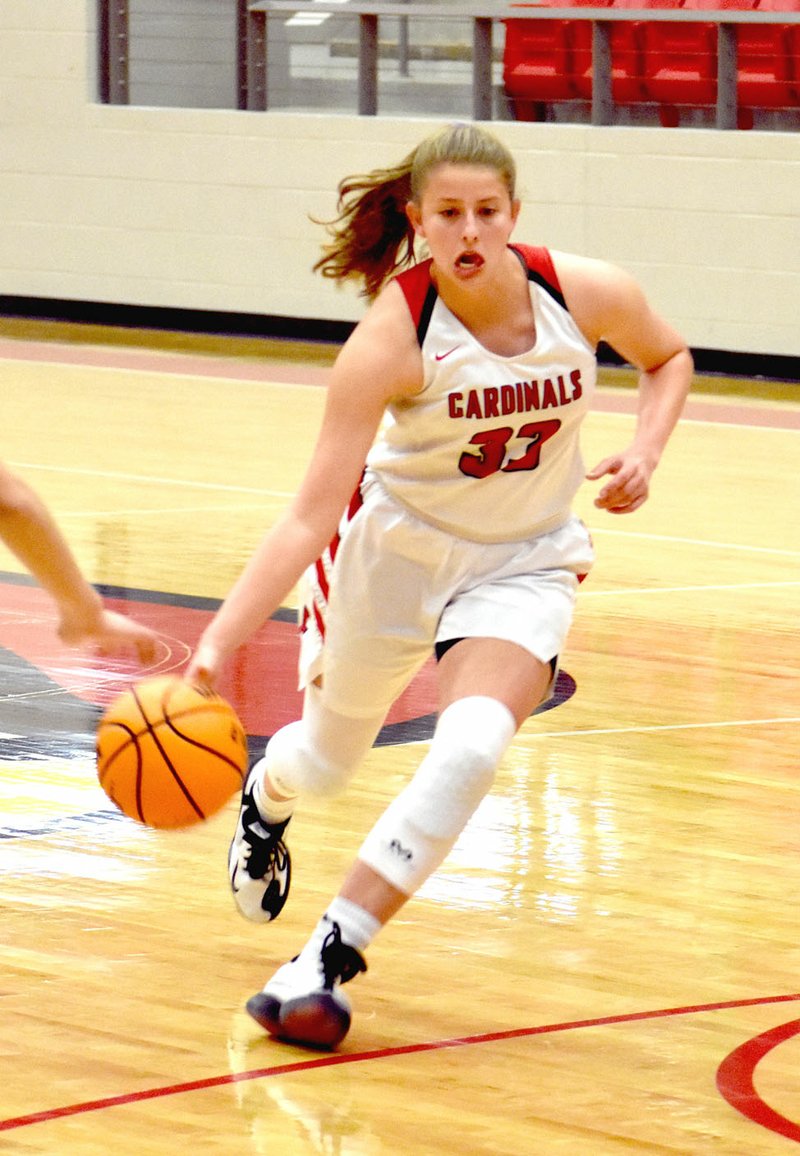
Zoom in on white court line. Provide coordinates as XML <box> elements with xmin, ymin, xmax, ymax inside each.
<box><xmin>7</xmin><ymin>462</ymin><xmax>800</xmax><ymax>561</ymax></box>
<box><xmin>590</xmin><ymin>526</ymin><xmax>800</xmax><ymax>558</ymax></box>
<box><xmin>9</xmin><ymin>462</ymin><xmax>799</xmax><ymax>557</ymax></box>
<box><xmin>590</xmin><ymin>410</ymin><xmax>800</xmax><ymax>433</ymax></box>
<box><xmin>522</xmin><ymin>715</ymin><xmax>800</xmax><ymax>741</ymax></box>
<box><xmin>54</xmin><ymin>502</ymin><xmax>278</xmax><ymax>520</ymax></box>
<box><xmin>0</xmin><ymin>354</ymin><xmax>319</xmax><ymax>391</ymax></box>
<box><xmin>401</xmin><ymin>713</ymin><xmax>800</xmax><ymax>748</ymax></box>
<box><xmin>583</xmin><ymin>579</ymin><xmax>800</xmax><ymax>598</ymax></box>
<box><xmin>7</xmin><ymin>461</ymin><xmax>293</xmax><ymax>499</ymax></box>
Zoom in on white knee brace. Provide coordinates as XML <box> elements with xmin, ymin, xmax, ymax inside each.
<box><xmin>357</xmin><ymin>696</ymin><xmax>516</xmax><ymax>895</ymax></box>
<box><xmin>264</xmin><ymin>687</ymin><xmax>385</xmax><ymax>799</ymax></box>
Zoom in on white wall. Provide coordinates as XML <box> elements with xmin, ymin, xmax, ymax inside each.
<box><xmin>1</xmin><ymin>1</ymin><xmax>798</xmax><ymax>357</ymax></box>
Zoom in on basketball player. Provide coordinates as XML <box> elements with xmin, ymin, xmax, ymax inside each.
<box><xmin>0</xmin><ymin>460</ymin><xmax>157</xmax><ymax>660</ymax></box>
<box><xmin>187</xmin><ymin>123</ymin><xmax>692</xmax><ymax>1048</ymax></box>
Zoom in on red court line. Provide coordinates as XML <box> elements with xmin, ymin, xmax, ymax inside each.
<box><xmin>716</xmin><ymin>1017</ymin><xmax>800</xmax><ymax>1143</ymax></box>
<box><xmin>2</xmin><ymin>993</ymin><xmax>799</xmax><ymax>1134</ymax></box>
<box><xmin>0</xmin><ymin>337</ymin><xmax>332</xmax><ymax>386</ymax></box>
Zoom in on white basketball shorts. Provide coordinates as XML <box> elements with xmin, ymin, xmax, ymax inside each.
<box><xmin>297</xmin><ymin>477</ymin><xmax>594</xmax><ymax>719</ymax></box>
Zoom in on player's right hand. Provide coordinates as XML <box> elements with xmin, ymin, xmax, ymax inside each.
<box><xmin>185</xmin><ymin>639</ymin><xmax>224</xmax><ymax>690</ymax></box>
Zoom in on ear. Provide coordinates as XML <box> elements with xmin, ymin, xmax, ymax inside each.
<box><xmin>510</xmin><ymin>198</ymin><xmax>522</xmax><ymax>229</ymax></box>
<box><xmin>406</xmin><ymin>201</ymin><xmax>424</xmax><ymax>237</ymax></box>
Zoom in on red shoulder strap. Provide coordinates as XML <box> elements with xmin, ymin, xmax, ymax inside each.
<box><xmin>394</xmin><ymin>259</ymin><xmax>437</xmax><ymax>343</ymax></box>
<box><xmin>510</xmin><ymin>244</ymin><xmax>560</xmax><ymax>290</ymax></box>
<box><xmin>395</xmin><ymin>260</ymin><xmax>434</xmax><ymax>321</ymax></box>
<box><xmin>510</xmin><ymin>244</ymin><xmax>567</xmax><ymax>309</ymax></box>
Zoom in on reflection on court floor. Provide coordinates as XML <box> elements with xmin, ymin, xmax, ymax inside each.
<box><xmin>1</xmin><ymin>335</ymin><xmax>799</xmax><ymax>1154</ymax></box>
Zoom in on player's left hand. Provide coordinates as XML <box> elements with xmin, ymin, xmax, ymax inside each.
<box><xmin>586</xmin><ymin>450</ymin><xmax>654</xmax><ymax>514</ymax></box>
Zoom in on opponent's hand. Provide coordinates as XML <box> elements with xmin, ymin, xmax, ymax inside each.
<box><xmin>58</xmin><ymin>606</ymin><xmax>159</xmax><ymax>663</ymax></box>
<box><xmin>586</xmin><ymin>450</ymin><xmax>654</xmax><ymax>514</ymax></box>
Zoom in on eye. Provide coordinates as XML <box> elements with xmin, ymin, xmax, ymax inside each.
<box><xmin>439</xmin><ymin>208</ymin><xmax>459</xmax><ymax>219</ymax></box>
<box><xmin>479</xmin><ymin>207</ymin><xmax>498</xmax><ymax>217</ymax></box>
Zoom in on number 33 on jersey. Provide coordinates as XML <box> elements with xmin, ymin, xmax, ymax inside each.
<box><xmin>366</xmin><ymin>245</ymin><xmax>596</xmax><ymax>544</ymax></box>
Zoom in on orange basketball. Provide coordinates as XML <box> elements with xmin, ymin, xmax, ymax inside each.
<box><xmin>96</xmin><ymin>675</ymin><xmax>248</xmax><ymax>829</ymax></box>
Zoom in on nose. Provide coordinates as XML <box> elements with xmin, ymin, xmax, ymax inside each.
<box><xmin>462</xmin><ymin>211</ymin><xmax>478</xmax><ymax>241</ymax></box>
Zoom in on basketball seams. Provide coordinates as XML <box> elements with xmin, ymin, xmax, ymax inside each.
<box><xmin>98</xmin><ymin>708</ymin><xmax>245</xmax><ymax>772</ymax></box>
<box><xmin>134</xmin><ymin>744</ymin><xmax>145</xmax><ymax>823</ymax></box>
<box><xmin>96</xmin><ymin>722</ymin><xmax>138</xmax><ymax>785</ymax></box>
<box><xmin>96</xmin><ymin>676</ymin><xmax>248</xmax><ymax>829</ymax></box>
<box><xmin>96</xmin><ymin>724</ymin><xmax>146</xmax><ymax>821</ymax></box>
<box><xmin>158</xmin><ymin>716</ymin><xmax>247</xmax><ymax>777</ymax></box>
<box><xmin>134</xmin><ymin>717</ymin><xmax>208</xmax><ymax>823</ymax></box>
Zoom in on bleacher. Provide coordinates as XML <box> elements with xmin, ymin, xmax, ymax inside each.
<box><xmin>503</xmin><ymin>0</ymin><xmax>800</xmax><ymax>127</ymax></box>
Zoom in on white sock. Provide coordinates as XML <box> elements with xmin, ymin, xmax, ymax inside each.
<box><xmin>297</xmin><ymin>899</ymin><xmax>380</xmax><ymax>963</ymax></box>
<box><xmin>324</xmin><ymin>896</ymin><xmax>381</xmax><ymax>952</ymax></box>
<box><xmin>250</xmin><ymin>759</ymin><xmax>296</xmax><ymax>824</ymax></box>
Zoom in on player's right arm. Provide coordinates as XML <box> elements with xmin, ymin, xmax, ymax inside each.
<box><xmin>187</xmin><ymin>283</ymin><xmax>423</xmax><ymax>687</ymax></box>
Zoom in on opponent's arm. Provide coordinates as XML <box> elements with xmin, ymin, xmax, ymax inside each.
<box><xmin>0</xmin><ymin>462</ymin><xmax>157</xmax><ymax>659</ymax></box>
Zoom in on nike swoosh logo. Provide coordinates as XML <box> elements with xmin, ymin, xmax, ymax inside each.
<box><xmin>435</xmin><ymin>346</ymin><xmax>460</xmax><ymax>361</ymax></box>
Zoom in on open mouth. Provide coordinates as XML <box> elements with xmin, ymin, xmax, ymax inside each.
<box><xmin>456</xmin><ymin>251</ymin><xmax>483</xmax><ymax>271</ymax></box>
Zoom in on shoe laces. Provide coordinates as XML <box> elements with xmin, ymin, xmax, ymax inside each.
<box><xmin>319</xmin><ymin>921</ymin><xmax>368</xmax><ymax>988</ymax></box>
<box><xmin>241</xmin><ymin>792</ymin><xmax>289</xmax><ymax>880</ymax></box>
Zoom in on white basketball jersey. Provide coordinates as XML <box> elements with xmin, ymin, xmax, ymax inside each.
<box><xmin>365</xmin><ymin>245</ymin><xmax>597</xmax><ymax>543</ymax></box>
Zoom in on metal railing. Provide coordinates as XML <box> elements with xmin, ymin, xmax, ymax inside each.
<box><xmin>98</xmin><ymin>0</ymin><xmax>800</xmax><ymax>129</ymax></box>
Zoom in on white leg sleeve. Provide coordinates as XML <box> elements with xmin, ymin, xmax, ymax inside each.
<box><xmin>264</xmin><ymin>683</ymin><xmax>386</xmax><ymax>799</ymax></box>
<box><xmin>357</xmin><ymin>696</ymin><xmax>516</xmax><ymax>895</ymax></box>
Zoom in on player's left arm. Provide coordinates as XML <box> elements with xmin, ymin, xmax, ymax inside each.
<box><xmin>557</xmin><ymin>253</ymin><xmax>693</xmax><ymax>514</ymax></box>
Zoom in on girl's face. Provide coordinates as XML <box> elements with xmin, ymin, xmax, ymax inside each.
<box><xmin>407</xmin><ymin>163</ymin><xmax>520</xmax><ymax>285</ymax></box>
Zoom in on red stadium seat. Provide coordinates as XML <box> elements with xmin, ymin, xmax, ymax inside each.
<box><xmin>640</xmin><ymin>0</ymin><xmax>725</xmax><ymax>116</ymax></box>
<box><xmin>573</xmin><ymin>0</ymin><xmax>687</xmax><ymax>105</ymax></box>
<box><xmin>502</xmin><ymin>0</ymin><xmax>800</xmax><ymax>125</ymax></box>
<box><xmin>737</xmin><ymin>0</ymin><xmax>800</xmax><ymax>112</ymax></box>
<box><xmin>503</xmin><ymin>4</ymin><xmax>577</xmax><ymax>120</ymax></box>
<box><xmin>556</xmin><ymin>0</ymin><xmax>617</xmax><ymax>103</ymax></box>
<box><xmin>503</xmin><ymin>0</ymin><xmax>613</xmax><ymax>119</ymax></box>
<box><xmin>645</xmin><ymin>0</ymin><xmax>793</xmax><ymax>126</ymax></box>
